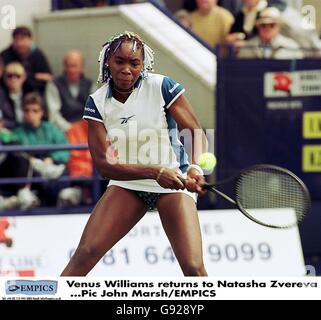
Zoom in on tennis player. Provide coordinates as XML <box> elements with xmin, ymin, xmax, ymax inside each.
<box><xmin>61</xmin><ymin>31</ymin><xmax>208</xmax><ymax>276</ymax></box>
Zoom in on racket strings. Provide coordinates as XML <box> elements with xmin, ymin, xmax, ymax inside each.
<box><xmin>235</xmin><ymin>168</ymin><xmax>309</xmax><ymax>225</ymax></box>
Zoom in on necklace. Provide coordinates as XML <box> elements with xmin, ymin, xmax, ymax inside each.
<box><xmin>113</xmin><ymin>87</ymin><xmax>134</xmax><ymax>95</ymax></box>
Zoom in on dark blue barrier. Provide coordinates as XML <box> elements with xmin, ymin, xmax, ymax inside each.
<box><xmin>0</xmin><ymin>143</ymin><xmax>212</xmax><ymax>215</ymax></box>
<box><xmin>216</xmin><ymin>58</ymin><xmax>321</xmax><ymax>258</ymax></box>
<box><xmin>0</xmin><ymin>143</ymin><xmax>87</xmax><ymax>152</ymax></box>
<box><xmin>0</xmin><ymin>144</ymin><xmax>102</xmax><ymax>216</ymax></box>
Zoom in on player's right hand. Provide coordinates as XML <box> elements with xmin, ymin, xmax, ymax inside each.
<box><xmin>156</xmin><ymin>168</ymin><xmax>185</xmax><ymax>190</ymax></box>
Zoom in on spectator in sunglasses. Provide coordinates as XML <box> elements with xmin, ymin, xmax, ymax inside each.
<box><xmin>0</xmin><ymin>62</ymin><xmax>32</xmax><ymax>129</ymax></box>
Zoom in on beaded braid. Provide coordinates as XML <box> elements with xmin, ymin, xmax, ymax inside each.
<box><xmin>97</xmin><ymin>31</ymin><xmax>154</xmax><ymax>84</ymax></box>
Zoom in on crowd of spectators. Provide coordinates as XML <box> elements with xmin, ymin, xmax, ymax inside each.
<box><xmin>173</xmin><ymin>0</ymin><xmax>321</xmax><ymax>57</ymax></box>
<box><xmin>0</xmin><ymin>0</ymin><xmax>320</xmax><ymax>211</ymax></box>
<box><xmin>51</xmin><ymin>0</ymin><xmax>321</xmax><ymax>55</ymax></box>
<box><xmin>0</xmin><ymin>27</ymin><xmax>93</xmax><ymax>210</ymax></box>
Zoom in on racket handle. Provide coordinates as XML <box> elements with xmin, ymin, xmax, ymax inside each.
<box><xmin>178</xmin><ymin>176</ymin><xmax>236</xmax><ymax>204</ymax></box>
<box><xmin>201</xmin><ymin>183</ymin><xmax>212</xmax><ymax>190</ymax></box>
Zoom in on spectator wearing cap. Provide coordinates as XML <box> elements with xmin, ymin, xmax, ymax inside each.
<box><xmin>237</xmin><ymin>7</ymin><xmax>303</xmax><ymax>59</ymax></box>
<box><xmin>0</xmin><ymin>26</ymin><xmax>53</xmax><ymax>95</ymax></box>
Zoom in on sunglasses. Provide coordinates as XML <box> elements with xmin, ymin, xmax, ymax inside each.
<box><xmin>5</xmin><ymin>73</ymin><xmax>23</xmax><ymax>79</ymax></box>
<box><xmin>259</xmin><ymin>23</ymin><xmax>277</xmax><ymax>28</ymax></box>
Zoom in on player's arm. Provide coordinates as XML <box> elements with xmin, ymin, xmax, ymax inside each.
<box><xmin>169</xmin><ymin>94</ymin><xmax>208</xmax><ymax>193</ymax></box>
<box><xmin>87</xmin><ymin>120</ymin><xmax>184</xmax><ymax>189</ymax></box>
<box><xmin>169</xmin><ymin>94</ymin><xmax>208</xmax><ymax>164</ymax></box>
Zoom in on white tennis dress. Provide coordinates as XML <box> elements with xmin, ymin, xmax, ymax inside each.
<box><xmin>83</xmin><ymin>73</ymin><xmax>195</xmax><ymax>200</ymax></box>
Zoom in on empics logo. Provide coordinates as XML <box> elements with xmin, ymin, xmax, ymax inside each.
<box><xmin>5</xmin><ymin>280</ymin><xmax>58</xmax><ymax>296</ymax></box>
<box><xmin>0</xmin><ymin>219</ymin><xmax>13</xmax><ymax>247</ymax></box>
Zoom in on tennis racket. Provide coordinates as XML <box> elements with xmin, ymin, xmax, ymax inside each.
<box><xmin>200</xmin><ymin>164</ymin><xmax>311</xmax><ymax>229</ymax></box>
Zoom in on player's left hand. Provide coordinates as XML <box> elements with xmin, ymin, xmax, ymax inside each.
<box><xmin>184</xmin><ymin>169</ymin><xmax>207</xmax><ymax>196</ymax></box>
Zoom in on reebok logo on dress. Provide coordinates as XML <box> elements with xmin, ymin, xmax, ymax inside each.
<box><xmin>120</xmin><ymin>115</ymin><xmax>135</xmax><ymax>124</ymax></box>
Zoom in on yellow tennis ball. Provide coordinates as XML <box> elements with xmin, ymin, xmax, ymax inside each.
<box><xmin>197</xmin><ymin>153</ymin><xmax>217</xmax><ymax>171</ymax></box>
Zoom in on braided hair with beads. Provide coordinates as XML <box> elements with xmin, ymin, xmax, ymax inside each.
<box><xmin>97</xmin><ymin>31</ymin><xmax>154</xmax><ymax>84</ymax></box>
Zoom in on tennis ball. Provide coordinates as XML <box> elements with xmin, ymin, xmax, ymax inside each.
<box><xmin>197</xmin><ymin>153</ymin><xmax>217</xmax><ymax>171</ymax></box>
